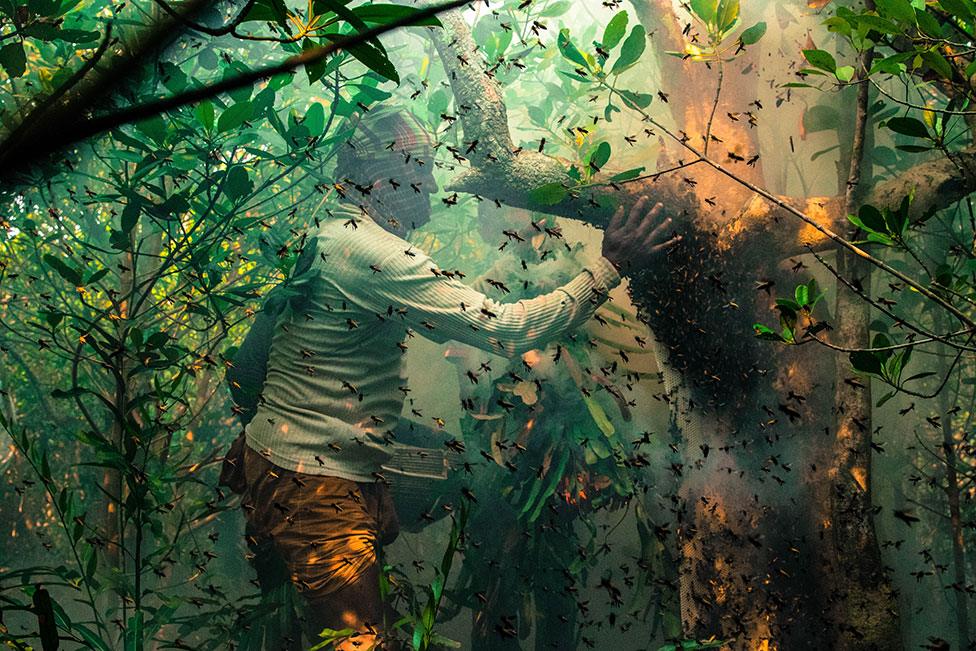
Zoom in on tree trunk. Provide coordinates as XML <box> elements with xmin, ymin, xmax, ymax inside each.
<box><xmin>939</xmin><ymin>341</ymin><xmax>972</xmax><ymax>650</ymax></box>
<box><xmin>820</xmin><ymin>36</ymin><xmax>902</xmax><ymax>648</ymax></box>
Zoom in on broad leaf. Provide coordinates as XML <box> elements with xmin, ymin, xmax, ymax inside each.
<box><xmin>803</xmin><ymin>48</ymin><xmax>837</xmax><ymax>73</ymax></box>
<box><xmin>602</xmin><ymin>11</ymin><xmax>629</xmax><ymax>49</ymax></box>
<box><xmin>611</xmin><ymin>24</ymin><xmax>646</xmax><ymax>74</ymax></box>
<box><xmin>739</xmin><ymin>21</ymin><xmax>766</xmax><ymax>45</ymax></box>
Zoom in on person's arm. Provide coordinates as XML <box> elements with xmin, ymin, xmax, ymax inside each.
<box><xmin>227</xmin><ymin>309</ymin><xmax>277</xmax><ymax>425</ymax></box>
<box><xmin>341</xmin><ymin>196</ymin><xmax>677</xmax><ymax>358</ymax></box>
<box><xmin>357</xmin><ymin>246</ymin><xmax>621</xmax><ymax>358</ymax></box>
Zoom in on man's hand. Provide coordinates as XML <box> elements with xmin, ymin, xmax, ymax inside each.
<box><xmin>602</xmin><ymin>196</ymin><xmax>680</xmax><ymax>273</ymax></box>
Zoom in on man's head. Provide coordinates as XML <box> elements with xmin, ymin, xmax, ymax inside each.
<box><xmin>335</xmin><ymin>108</ymin><xmax>437</xmax><ymax>238</ymax></box>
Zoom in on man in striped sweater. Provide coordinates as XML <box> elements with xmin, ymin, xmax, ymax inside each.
<box><xmin>236</xmin><ymin>108</ymin><xmax>678</xmax><ymax>649</ymax></box>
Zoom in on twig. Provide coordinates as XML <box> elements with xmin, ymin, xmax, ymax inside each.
<box><xmin>802</xmin><ymin>328</ymin><xmax>975</xmax><ymax>353</ymax></box>
<box><xmin>703</xmin><ymin>61</ymin><xmax>723</xmax><ymax>157</ymax></box>
<box><xmin>868</xmin><ymin>77</ymin><xmax>976</xmax><ymax>116</ymax></box>
<box><xmin>805</xmin><ymin>245</ymin><xmax>975</xmax><ymax>351</ymax></box>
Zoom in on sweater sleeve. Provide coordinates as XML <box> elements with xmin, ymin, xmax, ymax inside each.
<box><xmin>349</xmin><ymin>242</ymin><xmax>621</xmax><ymax>358</ymax></box>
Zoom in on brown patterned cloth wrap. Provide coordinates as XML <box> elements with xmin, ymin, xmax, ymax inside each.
<box><xmin>241</xmin><ymin>444</ymin><xmax>400</xmax><ymax>600</ymax></box>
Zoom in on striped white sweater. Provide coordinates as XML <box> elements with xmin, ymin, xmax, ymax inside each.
<box><xmin>243</xmin><ymin>204</ymin><xmax>621</xmax><ymax>481</ymax></box>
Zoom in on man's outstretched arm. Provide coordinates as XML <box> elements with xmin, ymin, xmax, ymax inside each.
<box><xmin>348</xmin><ymin>197</ymin><xmax>677</xmax><ymax>357</ymax></box>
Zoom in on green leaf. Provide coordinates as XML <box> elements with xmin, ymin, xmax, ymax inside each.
<box><xmin>28</xmin><ymin>0</ymin><xmax>60</xmax><ymax>16</ymax></box>
<box><xmin>583</xmin><ymin>396</ymin><xmax>615</xmax><ymax>437</ymax></box>
<box><xmin>921</xmin><ymin>50</ymin><xmax>954</xmax><ymax>79</ymax></box>
<box><xmin>198</xmin><ymin>47</ymin><xmax>218</xmax><ymax>70</ymax></box>
<box><xmin>528</xmin><ymin>448</ymin><xmax>570</xmax><ymax>523</ymax></box>
<box><xmin>850</xmin><ymin>204</ymin><xmax>888</xmax><ymax>234</ymax></box>
<box><xmin>618</xmin><ymin>89</ymin><xmax>653</xmax><ymax>109</ymax></box>
<box><xmin>303</xmin><ymin>39</ymin><xmax>342</xmax><ymax>84</ymax></box>
<box><xmin>824</xmin><ymin>15</ymin><xmax>853</xmax><ymax>37</ymax></box>
<box><xmin>21</xmin><ymin>22</ymin><xmax>61</xmax><ymax>39</ymax></box>
<box><xmin>803</xmin><ymin>49</ymin><xmax>837</xmax><ymax>73</ymax></box>
<box><xmin>431</xmin><ymin>574</ymin><xmax>444</xmax><ymax>602</ymax></box>
<box><xmin>915</xmin><ymin>7</ymin><xmax>945</xmax><ymax>36</ymax></box>
<box><xmin>51</xmin><ymin>387</ymin><xmax>86</xmax><ymax>399</ymax></box>
<box><xmin>876</xmin><ymin>0</ymin><xmax>917</xmax><ymax>22</ymax></box>
<box><xmin>855</xmin><ymin>14</ymin><xmax>901</xmax><ymax>34</ymax></box>
<box><xmin>939</xmin><ymin>0</ymin><xmax>976</xmax><ymax>19</ymax></box>
<box><xmin>794</xmin><ymin>283</ymin><xmax>809</xmax><ymax>307</ymax></box>
<box><xmin>611</xmin><ymin>24</ymin><xmax>646</xmax><ymax>74</ymax></box>
<box><xmin>241</xmin><ymin>0</ymin><xmax>289</xmax><ymax>24</ymax></box>
<box><xmin>905</xmin><ymin>371</ymin><xmax>936</xmax><ymax>383</ymax></box>
<box><xmin>529</xmin><ymin>182</ymin><xmax>568</xmax><ymax>206</ymax></box>
<box><xmin>557</xmin><ymin>28</ymin><xmax>591</xmax><ymax>70</ymax></box>
<box><xmin>134</xmin><ymin>114</ymin><xmax>167</xmax><ymax>145</ymax></box>
<box><xmin>689</xmin><ymin>0</ymin><xmax>719</xmax><ymax>25</ymax></box>
<box><xmin>872</xmin><ymin>332</ymin><xmax>892</xmax><ymax>354</ymax></box>
<box><xmin>895</xmin><ymin>144</ymin><xmax>932</xmax><ymax>153</ymax></box>
<box><xmin>217</xmin><ymin>102</ymin><xmax>254</xmax><ymax>132</ymax></box>
<box><xmin>194</xmin><ymin>101</ymin><xmax>215</xmax><ymax>131</ymax></box>
<box><xmin>886</xmin><ymin>116</ymin><xmax>929</xmax><ymax>139</ymax></box>
<box><xmin>739</xmin><ymin>21</ymin><xmax>766</xmax><ymax>45</ymax></box>
<box><xmin>121</xmin><ymin>197</ymin><xmax>141</xmax><ymax>235</ymax></box>
<box><xmin>835</xmin><ymin>65</ymin><xmax>855</xmax><ymax>82</ymax></box>
<box><xmin>589</xmin><ymin>141</ymin><xmax>611</xmax><ymax>170</ymax></box>
<box><xmin>43</xmin><ymin>254</ymin><xmax>83</xmax><ymax>285</ymax></box>
<box><xmin>609</xmin><ymin>166</ymin><xmax>646</xmax><ymax>181</ymax></box>
<box><xmin>224</xmin><ymin>166</ymin><xmax>253</xmax><ymax>201</ymax></box>
<box><xmin>870</xmin><ymin>52</ymin><xmax>912</xmax><ymax>75</ymax></box>
<box><xmin>715</xmin><ymin>0</ymin><xmax>739</xmax><ymax>33</ymax></box>
<box><xmin>57</xmin><ymin>28</ymin><xmax>100</xmax><ymax>43</ymax></box>
<box><xmin>353</xmin><ymin>4</ymin><xmax>442</xmax><ymax>26</ymax></box>
<box><xmin>74</xmin><ymin>624</ymin><xmax>112</xmax><ymax>651</ymax></box>
<box><xmin>753</xmin><ymin>323</ymin><xmax>784</xmax><ymax>342</ymax></box>
<box><xmin>326</xmin><ymin>34</ymin><xmax>399</xmax><ymax>83</ymax></box>
<box><xmin>850</xmin><ymin>350</ymin><xmax>883</xmax><ymax>376</ymax></box>
<box><xmin>602</xmin><ymin>11</ymin><xmax>629</xmax><ymax>49</ymax></box>
<box><xmin>0</xmin><ymin>42</ymin><xmax>26</xmax><ymax>78</ymax></box>
<box><xmin>305</xmin><ymin>101</ymin><xmax>325</xmax><ymax>136</ymax></box>
<box><xmin>124</xmin><ymin>611</ymin><xmax>144</xmax><ymax>651</ymax></box>
<box><xmin>876</xmin><ymin>390</ymin><xmax>896</xmax><ymax>408</ymax></box>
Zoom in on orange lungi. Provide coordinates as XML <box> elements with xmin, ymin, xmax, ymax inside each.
<box><xmin>240</xmin><ymin>444</ymin><xmax>400</xmax><ymax>638</ymax></box>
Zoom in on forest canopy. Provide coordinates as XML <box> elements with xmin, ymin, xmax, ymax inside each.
<box><xmin>3</xmin><ymin>0</ymin><xmax>976</xmax><ymax>650</ymax></box>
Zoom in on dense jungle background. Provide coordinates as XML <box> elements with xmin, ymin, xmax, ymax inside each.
<box><xmin>3</xmin><ymin>0</ymin><xmax>976</xmax><ymax>649</ymax></box>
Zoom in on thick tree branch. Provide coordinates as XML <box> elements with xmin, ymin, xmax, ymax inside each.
<box><xmin>430</xmin><ymin>8</ymin><xmax>698</xmax><ymax>225</ymax></box>
<box><xmin>732</xmin><ymin>147</ymin><xmax>976</xmax><ymax>254</ymax></box>
<box><xmin>429</xmin><ymin>9</ymin><xmax>513</xmax><ymax>162</ymax></box>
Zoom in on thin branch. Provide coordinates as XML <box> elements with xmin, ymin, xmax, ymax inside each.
<box><xmin>802</xmin><ymin>328</ymin><xmax>975</xmax><ymax>354</ymax></box>
<box><xmin>868</xmin><ymin>77</ymin><xmax>976</xmax><ymax>116</ymax></box>
<box><xmin>805</xmin><ymin>245</ymin><xmax>973</xmax><ymax>351</ymax></box>
<box><xmin>703</xmin><ymin>61</ymin><xmax>723</xmax><ymax>157</ymax></box>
